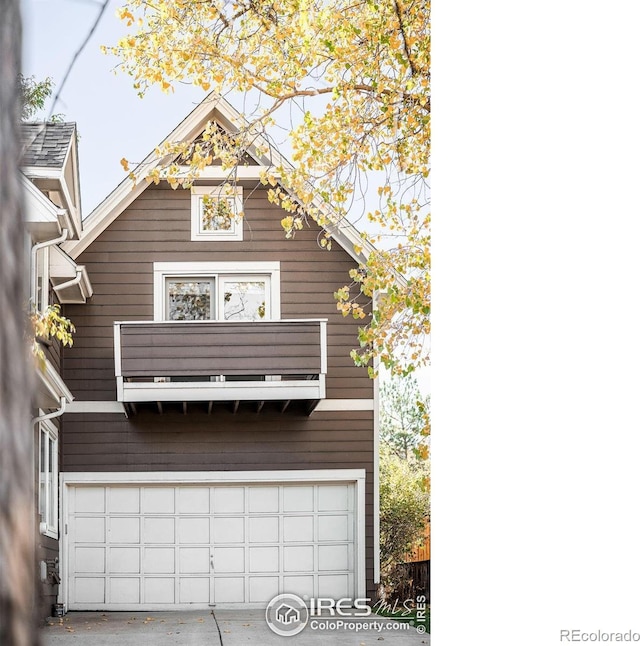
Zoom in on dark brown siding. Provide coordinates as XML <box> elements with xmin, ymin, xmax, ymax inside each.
<box><xmin>119</xmin><ymin>320</ymin><xmax>322</xmax><ymax>377</ymax></box>
<box><xmin>62</xmin><ymin>181</ymin><xmax>376</xmax><ymax>599</ymax></box>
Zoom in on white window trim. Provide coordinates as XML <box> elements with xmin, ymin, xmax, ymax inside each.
<box><xmin>153</xmin><ymin>261</ymin><xmax>281</xmax><ymax>321</ymax></box>
<box><xmin>190</xmin><ymin>185</ymin><xmax>243</xmax><ymax>241</ymax></box>
<box><xmin>39</xmin><ymin>417</ymin><xmax>59</xmax><ymax>539</ymax></box>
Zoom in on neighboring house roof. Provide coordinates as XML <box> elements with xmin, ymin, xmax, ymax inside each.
<box><xmin>62</xmin><ymin>93</ymin><xmax>377</xmax><ymax>265</ymax></box>
<box><xmin>20</xmin><ymin>122</ymin><xmax>76</xmax><ymax>168</ymax></box>
<box><xmin>20</xmin><ymin>122</ymin><xmax>83</xmax><ymax>240</ymax></box>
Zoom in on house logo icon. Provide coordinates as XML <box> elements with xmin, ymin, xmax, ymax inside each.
<box><xmin>276</xmin><ymin>603</ymin><xmax>301</xmax><ymax>625</ymax></box>
<box><xmin>265</xmin><ymin>593</ymin><xmax>309</xmax><ymax>636</ymax></box>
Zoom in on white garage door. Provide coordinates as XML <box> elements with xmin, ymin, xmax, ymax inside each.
<box><xmin>66</xmin><ymin>482</ymin><xmax>357</xmax><ymax>609</ymax></box>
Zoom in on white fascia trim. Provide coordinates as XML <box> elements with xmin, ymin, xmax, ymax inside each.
<box><xmin>61</xmin><ymin>468</ymin><xmax>365</xmax><ymax>485</ymax></box>
<box><xmin>21</xmin><ymin>166</ymin><xmax>61</xmax><ymax>180</ymax></box>
<box><xmin>37</xmin><ymin>357</ymin><xmax>74</xmax><ymax>405</ymax></box>
<box><xmin>63</xmin><ymin>130</ymin><xmax>83</xmax><ymax>234</ymax></box>
<box><xmin>63</xmin><ymin>95</ymin><xmax>228</xmax><ymax>259</ymax></box>
<box><xmin>120</xmin><ymin>380</ymin><xmax>324</xmax><ymax>403</ymax></box>
<box><xmin>153</xmin><ymin>260</ymin><xmax>281</xmax><ymax>321</ymax></box>
<box><xmin>182</xmin><ymin>165</ymin><xmax>275</xmax><ymax>181</ymax></box>
<box><xmin>65</xmin><ymin>401</ymin><xmax>125</xmax><ymax>414</ymax></box>
<box><xmin>314</xmin><ymin>399</ymin><xmax>374</xmax><ymax>411</ymax></box>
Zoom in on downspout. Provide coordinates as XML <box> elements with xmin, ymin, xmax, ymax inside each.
<box><xmin>30</xmin><ymin>228</ymin><xmax>69</xmax><ymax>310</ymax></box>
<box><xmin>53</xmin><ymin>269</ymin><xmax>83</xmax><ymax>295</ymax></box>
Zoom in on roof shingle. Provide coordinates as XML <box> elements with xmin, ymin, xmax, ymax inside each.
<box><xmin>19</xmin><ymin>122</ymin><xmax>76</xmax><ymax>168</ymax></box>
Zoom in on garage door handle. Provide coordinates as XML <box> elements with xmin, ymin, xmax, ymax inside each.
<box><xmin>210</xmin><ymin>555</ymin><xmax>214</xmax><ymax>571</ymax></box>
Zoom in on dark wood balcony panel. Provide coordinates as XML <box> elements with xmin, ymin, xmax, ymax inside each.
<box><xmin>115</xmin><ymin>320</ymin><xmax>326</xmax><ymax>381</ymax></box>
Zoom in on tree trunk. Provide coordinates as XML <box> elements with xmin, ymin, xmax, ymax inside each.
<box><xmin>0</xmin><ymin>1</ymin><xmax>39</xmax><ymax>644</ymax></box>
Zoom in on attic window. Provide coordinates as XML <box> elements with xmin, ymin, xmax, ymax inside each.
<box><xmin>191</xmin><ymin>186</ymin><xmax>243</xmax><ymax>241</ymax></box>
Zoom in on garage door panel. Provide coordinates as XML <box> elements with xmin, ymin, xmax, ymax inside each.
<box><xmin>75</xmin><ymin>578</ymin><xmax>105</xmax><ymax>604</ymax></box>
<box><xmin>75</xmin><ymin>547</ymin><xmax>105</xmax><ymax>573</ymax></box>
<box><xmin>144</xmin><ymin>547</ymin><xmax>175</xmax><ymax>574</ymax></box>
<box><xmin>110</xmin><ymin>488</ymin><xmax>140</xmax><ymax>513</ymax></box>
<box><xmin>283</xmin><ymin>516</ymin><xmax>314</xmax><ymax>542</ymax></box>
<box><xmin>178</xmin><ymin>487</ymin><xmax>209</xmax><ymax>514</ymax></box>
<box><xmin>283</xmin><ymin>486</ymin><xmax>314</xmax><ymax>512</ymax></box>
<box><xmin>318</xmin><ymin>515</ymin><xmax>349</xmax><ymax>542</ymax></box>
<box><xmin>110</xmin><ymin>547</ymin><xmax>140</xmax><ymax>574</ymax></box>
<box><xmin>213</xmin><ymin>517</ymin><xmax>244</xmax><ymax>543</ymax></box>
<box><xmin>318</xmin><ymin>485</ymin><xmax>350</xmax><ymax>511</ymax></box>
<box><xmin>249</xmin><ymin>487</ymin><xmax>279</xmax><ymax>513</ymax></box>
<box><xmin>318</xmin><ymin>544</ymin><xmax>350</xmax><ymax>571</ymax></box>
<box><xmin>68</xmin><ymin>480</ymin><xmax>358</xmax><ymax>609</ymax></box>
<box><xmin>110</xmin><ymin>517</ymin><xmax>140</xmax><ymax>543</ymax></box>
<box><xmin>318</xmin><ymin>574</ymin><xmax>350</xmax><ymax>599</ymax></box>
<box><xmin>110</xmin><ymin>578</ymin><xmax>140</xmax><ymax>604</ymax></box>
<box><xmin>249</xmin><ymin>546</ymin><xmax>279</xmax><ymax>573</ymax></box>
<box><xmin>179</xmin><ymin>517</ymin><xmax>209</xmax><ymax>544</ymax></box>
<box><xmin>180</xmin><ymin>577</ymin><xmax>209</xmax><ymax>603</ymax></box>
<box><xmin>214</xmin><ymin>546</ymin><xmax>244</xmax><ymax>572</ymax></box>
<box><xmin>144</xmin><ymin>577</ymin><xmax>175</xmax><ymax>604</ymax></box>
<box><xmin>75</xmin><ymin>517</ymin><xmax>105</xmax><ymax>543</ymax></box>
<box><xmin>143</xmin><ymin>517</ymin><xmax>175</xmax><ymax>543</ymax></box>
<box><xmin>75</xmin><ymin>487</ymin><xmax>105</xmax><ymax>513</ymax></box>
<box><xmin>214</xmin><ymin>577</ymin><xmax>244</xmax><ymax>603</ymax></box>
<box><xmin>284</xmin><ymin>545</ymin><xmax>314</xmax><ymax>572</ymax></box>
<box><xmin>248</xmin><ymin>576</ymin><xmax>278</xmax><ymax>603</ymax></box>
<box><xmin>249</xmin><ymin>516</ymin><xmax>278</xmax><ymax>543</ymax></box>
<box><xmin>284</xmin><ymin>575</ymin><xmax>314</xmax><ymax>599</ymax></box>
<box><xmin>213</xmin><ymin>487</ymin><xmax>244</xmax><ymax>513</ymax></box>
<box><xmin>143</xmin><ymin>487</ymin><xmax>175</xmax><ymax>514</ymax></box>
<box><xmin>179</xmin><ymin>547</ymin><xmax>210</xmax><ymax>574</ymax></box>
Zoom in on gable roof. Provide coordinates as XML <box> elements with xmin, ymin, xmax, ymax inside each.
<box><xmin>20</xmin><ymin>122</ymin><xmax>76</xmax><ymax>168</ymax></box>
<box><xmin>62</xmin><ymin>93</ymin><xmax>376</xmax><ymax>265</ymax></box>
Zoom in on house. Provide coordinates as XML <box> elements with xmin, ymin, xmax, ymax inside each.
<box><xmin>20</xmin><ymin>121</ymin><xmax>93</xmax><ymax>617</ymax></box>
<box><xmin>48</xmin><ymin>94</ymin><xmax>381</xmax><ymax>612</ymax></box>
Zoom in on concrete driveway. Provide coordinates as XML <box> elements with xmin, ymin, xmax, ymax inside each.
<box><xmin>41</xmin><ymin>610</ymin><xmax>430</xmax><ymax>645</ymax></box>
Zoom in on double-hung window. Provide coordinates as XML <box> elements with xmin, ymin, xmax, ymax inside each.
<box><xmin>39</xmin><ymin>418</ymin><xmax>58</xmax><ymax>538</ymax></box>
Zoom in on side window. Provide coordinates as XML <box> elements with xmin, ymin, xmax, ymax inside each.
<box><xmin>39</xmin><ymin>419</ymin><xmax>58</xmax><ymax>538</ymax></box>
<box><xmin>34</xmin><ymin>246</ymin><xmax>49</xmax><ymax>313</ymax></box>
<box><xmin>190</xmin><ymin>186</ymin><xmax>243</xmax><ymax>241</ymax></box>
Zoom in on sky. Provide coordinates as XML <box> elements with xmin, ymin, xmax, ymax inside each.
<box><xmin>22</xmin><ymin>0</ymin><xmax>206</xmax><ymax>213</ymax></box>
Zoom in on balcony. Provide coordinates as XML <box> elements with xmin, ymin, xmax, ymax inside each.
<box><xmin>114</xmin><ymin>319</ymin><xmax>327</xmax><ymax>415</ymax></box>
